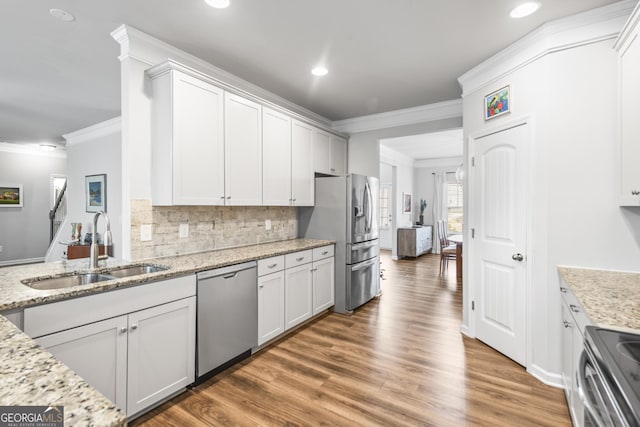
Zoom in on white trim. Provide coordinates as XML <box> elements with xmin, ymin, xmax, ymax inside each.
<box><xmin>0</xmin><ymin>143</ymin><xmax>66</xmax><ymax>158</ymax></box>
<box><xmin>0</xmin><ymin>257</ymin><xmax>44</xmax><ymax>267</ymax></box>
<box><xmin>614</xmin><ymin>0</ymin><xmax>640</xmax><ymax>51</ymax></box>
<box><xmin>414</xmin><ymin>156</ymin><xmax>464</xmax><ymax>169</ymax></box>
<box><xmin>460</xmin><ymin>324</ymin><xmax>472</xmax><ymax>338</ymax></box>
<box><xmin>458</xmin><ymin>0</ymin><xmax>636</xmax><ymax>97</ymax></box>
<box><xmin>63</xmin><ymin>117</ymin><xmax>121</xmax><ymax>146</ymax></box>
<box><xmin>528</xmin><ymin>364</ymin><xmax>564</xmax><ymax>388</ymax></box>
<box><xmin>110</xmin><ymin>25</ymin><xmax>333</xmax><ymax>129</ymax></box>
<box><xmin>332</xmin><ymin>99</ymin><xmax>463</xmax><ymax>134</ymax></box>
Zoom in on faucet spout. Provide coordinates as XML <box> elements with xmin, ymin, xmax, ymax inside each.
<box><xmin>89</xmin><ymin>210</ymin><xmax>112</xmax><ymax>271</ymax></box>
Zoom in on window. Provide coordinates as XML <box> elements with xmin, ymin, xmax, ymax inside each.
<box><xmin>380</xmin><ymin>185</ymin><xmax>390</xmax><ymax>229</ymax></box>
<box><xmin>447</xmin><ymin>181</ymin><xmax>463</xmax><ymax>233</ymax></box>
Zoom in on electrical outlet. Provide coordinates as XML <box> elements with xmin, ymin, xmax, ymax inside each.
<box><xmin>265</xmin><ymin>219</ymin><xmax>272</xmax><ymax>230</ymax></box>
<box><xmin>179</xmin><ymin>223</ymin><xmax>189</xmax><ymax>238</ymax></box>
<box><xmin>140</xmin><ymin>224</ymin><xmax>152</xmax><ymax>242</ymax></box>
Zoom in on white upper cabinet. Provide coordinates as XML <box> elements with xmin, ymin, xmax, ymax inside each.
<box><xmin>225</xmin><ymin>92</ymin><xmax>263</xmax><ymax>205</ymax></box>
<box><xmin>331</xmin><ymin>135</ymin><xmax>347</xmax><ymax>176</ymax></box>
<box><xmin>615</xmin><ymin>3</ymin><xmax>640</xmax><ymax>206</ymax></box>
<box><xmin>313</xmin><ymin>128</ymin><xmax>347</xmax><ymax>176</ymax></box>
<box><xmin>150</xmin><ymin>69</ymin><xmax>225</xmax><ymax>205</ymax></box>
<box><xmin>263</xmin><ymin>108</ymin><xmax>292</xmax><ymax>205</ymax></box>
<box><xmin>291</xmin><ymin>120</ymin><xmax>314</xmax><ymax>206</ymax></box>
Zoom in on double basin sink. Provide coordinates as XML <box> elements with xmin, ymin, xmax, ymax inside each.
<box><xmin>22</xmin><ymin>264</ymin><xmax>169</xmax><ymax>290</ymax></box>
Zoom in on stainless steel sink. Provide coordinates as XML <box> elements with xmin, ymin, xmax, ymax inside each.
<box><xmin>23</xmin><ymin>273</ymin><xmax>115</xmax><ymax>290</ymax></box>
<box><xmin>106</xmin><ymin>264</ymin><xmax>168</xmax><ymax>278</ymax></box>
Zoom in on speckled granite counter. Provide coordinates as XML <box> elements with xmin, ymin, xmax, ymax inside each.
<box><xmin>0</xmin><ymin>238</ymin><xmax>333</xmax><ymax>426</ymax></box>
<box><xmin>558</xmin><ymin>266</ymin><xmax>640</xmax><ymax>331</ymax></box>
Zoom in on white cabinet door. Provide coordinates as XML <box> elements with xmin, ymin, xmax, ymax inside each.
<box><xmin>151</xmin><ymin>70</ymin><xmax>225</xmax><ymax>206</ymax></box>
<box><xmin>291</xmin><ymin>120</ymin><xmax>314</xmax><ymax>206</ymax></box>
<box><xmin>284</xmin><ymin>263</ymin><xmax>313</xmax><ymax>330</ymax></box>
<box><xmin>560</xmin><ymin>303</ymin><xmax>573</xmax><ymax>404</ymax></box>
<box><xmin>331</xmin><ymin>135</ymin><xmax>347</xmax><ymax>176</ymax></box>
<box><xmin>619</xmin><ymin>28</ymin><xmax>640</xmax><ymax>205</ymax></box>
<box><xmin>258</xmin><ymin>271</ymin><xmax>285</xmax><ymax>345</ymax></box>
<box><xmin>224</xmin><ymin>92</ymin><xmax>262</xmax><ymax>205</ymax></box>
<box><xmin>127</xmin><ymin>297</ymin><xmax>196</xmax><ymax>417</ymax></box>
<box><xmin>313</xmin><ymin>128</ymin><xmax>332</xmax><ymax>175</ymax></box>
<box><xmin>36</xmin><ymin>316</ymin><xmax>128</xmax><ymax>412</ymax></box>
<box><xmin>263</xmin><ymin>108</ymin><xmax>292</xmax><ymax>206</ymax></box>
<box><xmin>312</xmin><ymin>257</ymin><xmax>335</xmax><ymax>315</ymax></box>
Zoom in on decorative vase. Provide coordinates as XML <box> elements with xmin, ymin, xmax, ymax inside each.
<box><xmin>419</xmin><ymin>215</ymin><xmax>424</xmax><ymax>225</ymax></box>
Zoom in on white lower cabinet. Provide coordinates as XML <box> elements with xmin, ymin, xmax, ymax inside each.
<box><xmin>312</xmin><ymin>256</ymin><xmax>335</xmax><ymax>315</ymax></box>
<box><xmin>284</xmin><ymin>263</ymin><xmax>313</xmax><ymax>330</ymax></box>
<box><xmin>27</xmin><ymin>276</ymin><xmax>196</xmax><ymax>418</ymax></box>
<box><xmin>258</xmin><ymin>270</ymin><xmax>285</xmax><ymax>345</ymax></box>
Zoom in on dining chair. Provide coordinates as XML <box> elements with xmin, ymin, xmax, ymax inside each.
<box><xmin>437</xmin><ymin>220</ymin><xmax>457</xmax><ymax>275</ymax></box>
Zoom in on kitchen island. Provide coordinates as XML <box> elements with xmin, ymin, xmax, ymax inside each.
<box><xmin>0</xmin><ymin>238</ymin><xmax>333</xmax><ymax>426</ymax></box>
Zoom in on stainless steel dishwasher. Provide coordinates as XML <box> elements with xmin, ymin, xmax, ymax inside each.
<box><xmin>196</xmin><ymin>261</ymin><xmax>257</xmax><ymax>381</ymax></box>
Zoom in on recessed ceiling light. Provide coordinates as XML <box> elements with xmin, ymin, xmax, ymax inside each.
<box><xmin>311</xmin><ymin>66</ymin><xmax>328</xmax><ymax>77</ymax></box>
<box><xmin>205</xmin><ymin>0</ymin><xmax>230</xmax><ymax>8</ymax></box>
<box><xmin>40</xmin><ymin>144</ymin><xmax>56</xmax><ymax>152</ymax></box>
<box><xmin>49</xmin><ymin>8</ymin><xmax>75</xmax><ymax>22</ymax></box>
<box><xmin>510</xmin><ymin>1</ymin><xmax>541</xmax><ymax>18</ymax></box>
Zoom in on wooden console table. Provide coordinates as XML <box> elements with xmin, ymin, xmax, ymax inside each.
<box><xmin>397</xmin><ymin>225</ymin><xmax>432</xmax><ymax>258</ymax></box>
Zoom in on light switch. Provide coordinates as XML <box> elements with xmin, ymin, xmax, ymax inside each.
<box><xmin>265</xmin><ymin>219</ymin><xmax>271</xmax><ymax>230</ymax></box>
<box><xmin>179</xmin><ymin>223</ymin><xmax>189</xmax><ymax>238</ymax></box>
<box><xmin>140</xmin><ymin>224</ymin><xmax>152</xmax><ymax>242</ymax></box>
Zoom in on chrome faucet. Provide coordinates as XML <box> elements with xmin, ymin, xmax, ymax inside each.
<box><xmin>89</xmin><ymin>210</ymin><xmax>112</xmax><ymax>271</ymax></box>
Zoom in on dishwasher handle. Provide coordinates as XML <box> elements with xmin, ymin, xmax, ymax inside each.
<box><xmin>197</xmin><ymin>261</ymin><xmax>257</xmax><ymax>280</ymax></box>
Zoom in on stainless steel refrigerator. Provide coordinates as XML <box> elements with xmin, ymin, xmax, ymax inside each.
<box><xmin>298</xmin><ymin>174</ymin><xmax>380</xmax><ymax>314</ymax></box>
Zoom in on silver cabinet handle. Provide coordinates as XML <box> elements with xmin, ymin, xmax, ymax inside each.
<box><xmin>120</xmin><ymin>327</ymin><xmax>127</xmax><ymax>334</ymax></box>
<box><xmin>220</xmin><ymin>196</ymin><xmax>225</xmax><ymax>199</ymax></box>
<box><xmin>632</xmin><ymin>190</ymin><xmax>640</xmax><ymax>196</ymax></box>
<box><xmin>226</xmin><ymin>196</ymin><xmax>231</xmax><ymax>199</ymax></box>
<box><xmin>570</xmin><ymin>304</ymin><xmax>580</xmax><ymax>313</ymax></box>
<box><xmin>258</xmin><ymin>284</ymin><xmax>264</xmax><ymax>289</ymax></box>
<box><xmin>563</xmin><ymin>320</ymin><xmax>572</xmax><ymax>328</ymax></box>
<box><xmin>559</xmin><ymin>287</ymin><xmax>567</xmax><ymax>293</ymax></box>
<box><xmin>310</xmin><ymin>268</ymin><xmax>318</xmax><ymax>272</ymax></box>
<box><xmin>296</xmin><ymin>257</ymin><xmax>304</xmax><ymax>262</ymax></box>
<box><xmin>268</xmin><ymin>263</ymin><xmax>277</xmax><ymax>269</ymax></box>
<box><xmin>223</xmin><ymin>272</ymin><xmax>238</xmax><ymax>279</ymax></box>
<box><xmin>321</xmin><ymin>251</ymin><xmax>328</xmax><ymax>255</ymax></box>
<box><xmin>131</xmin><ymin>324</ymin><xmax>138</xmax><ymax>331</ymax></box>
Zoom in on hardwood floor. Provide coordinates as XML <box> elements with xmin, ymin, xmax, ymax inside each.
<box><xmin>131</xmin><ymin>251</ymin><xmax>570</xmax><ymax>426</ymax></box>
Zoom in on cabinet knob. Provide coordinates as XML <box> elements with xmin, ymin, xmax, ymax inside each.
<box><xmin>131</xmin><ymin>324</ymin><xmax>138</xmax><ymax>331</ymax></box>
<box><xmin>120</xmin><ymin>327</ymin><xmax>127</xmax><ymax>334</ymax></box>
<box><xmin>569</xmin><ymin>304</ymin><xmax>580</xmax><ymax>313</ymax></box>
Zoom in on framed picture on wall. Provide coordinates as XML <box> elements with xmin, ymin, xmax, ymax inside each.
<box><xmin>484</xmin><ymin>85</ymin><xmax>510</xmax><ymax>120</ymax></box>
<box><xmin>85</xmin><ymin>174</ymin><xmax>107</xmax><ymax>213</ymax></box>
<box><xmin>402</xmin><ymin>192</ymin><xmax>412</xmax><ymax>214</ymax></box>
<box><xmin>0</xmin><ymin>185</ymin><xmax>23</xmax><ymax>207</ymax></box>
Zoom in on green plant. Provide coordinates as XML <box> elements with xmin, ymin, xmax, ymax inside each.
<box><xmin>419</xmin><ymin>198</ymin><xmax>427</xmax><ymax>215</ymax></box>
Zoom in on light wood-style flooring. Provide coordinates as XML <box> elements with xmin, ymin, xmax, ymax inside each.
<box><xmin>131</xmin><ymin>251</ymin><xmax>571</xmax><ymax>426</ymax></box>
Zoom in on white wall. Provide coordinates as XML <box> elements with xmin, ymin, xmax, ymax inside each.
<box><xmin>463</xmin><ymin>39</ymin><xmax>640</xmax><ymax>381</ymax></box>
<box><xmin>413</xmin><ymin>157</ymin><xmax>463</xmax><ymax>228</ymax></box>
<box><xmin>51</xmin><ymin>118</ymin><xmax>122</xmax><ymax>261</ymax></box>
<box><xmin>0</xmin><ymin>147</ymin><xmax>66</xmax><ymax>265</ymax></box>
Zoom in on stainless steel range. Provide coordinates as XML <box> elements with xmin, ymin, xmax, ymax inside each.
<box><xmin>581</xmin><ymin>326</ymin><xmax>640</xmax><ymax>426</ymax></box>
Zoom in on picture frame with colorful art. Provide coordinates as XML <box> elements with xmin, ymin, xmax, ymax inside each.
<box><xmin>85</xmin><ymin>174</ymin><xmax>107</xmax><ymax>213</ymax></box>
<box><xmin>484</xmin><ymin>85</ymin><xmax>510</xmax><ymax>120</ymax></box>
<box><xmin>0</xmin><ymin>185</ymin><xmax>23</xmax><ymax>207</ymax></box>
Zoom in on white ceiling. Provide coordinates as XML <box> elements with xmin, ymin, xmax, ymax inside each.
<box><xmin>1</xmin><ymin>0</ymin><xmax>621</xmax><ymax>145</ymax></box>
<box><xmin>381</xmin><ymin>128</ymin><xmax>463</xmax><ymax>160</ymax></box>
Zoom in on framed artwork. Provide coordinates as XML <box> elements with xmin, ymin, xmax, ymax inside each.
<box><xmin>85</xmin><ymin>174</ymin><xmax>107</xmax><ymax>213</ymax></box>
<box><xmin>485</xmin><ymin>85</ymin><xmax>510</xmax><ymax>120</ymax></box>
<box><xmin>0</xmin><ymin>185</ymin><xmax>23</xmax><ymax>207</ymax></box>
<box><xmin>403</xmin><ymin>192</ymin><xmax>412</xmax><ymax>214</ymax></box>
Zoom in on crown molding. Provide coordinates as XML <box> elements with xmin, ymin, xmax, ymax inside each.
<box><xmin>63</xmin><ymin>116</ymin><xmax>121</xmax><ymax>146</ymax></box>
<box><xmin>614</xmin><ymin>0</ymin><xmax>640</xmax><ymax>51</ymax></box>
<box><xmin>111</xmin><ymin>25</ymin><xmax>333</xmax><ymax>129</ymax></box>
<box><xmin>458</xmin><ymin>0</ymin><xmax>637</xmax><ymax>97</ymax></box>
<box><xmin>414</xmin><ymin>156</ymin><xmax>464</xmax><ymax>169</ymax></box>
<box><xmin>332</xmin><ymin>99</ymin><xmax>462</xmax><ymax>135</ymax></box>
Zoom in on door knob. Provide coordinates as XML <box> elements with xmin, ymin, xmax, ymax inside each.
<box><xmin>512</xmin><ymin>253</ymin><xmax>524</xmax><ymax>261</ymax></box>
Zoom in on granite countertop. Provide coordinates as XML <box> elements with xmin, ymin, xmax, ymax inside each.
<box><xmin>0</xmin><ymin>238</ymin><xmax>333</xmax><ymax>426</ymax></box>
<box><xmin>558</xmin><ymin>266</ymin><xmax>640</xmax><ymax>331</ymax></box>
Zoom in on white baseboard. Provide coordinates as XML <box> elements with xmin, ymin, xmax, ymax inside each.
<box><xmin>528</xmin><ymin>363</ymin><xmax>563</xmax><ymax>388</ymax></box>
<box><xmin>460</xmin><ymin>324</ymin><xmax>473</xmax><ymax>338</ymax></box>
<box><xmin>0</xmin><ymin>257</ymin><xmax>44</xmax><ymax>267</ymax></box>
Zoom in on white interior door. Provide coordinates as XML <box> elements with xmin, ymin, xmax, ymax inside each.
<box><xmin>471</xmin><ymin>123</ymin><xmax>528</xmax><ymax>366</ymax></box>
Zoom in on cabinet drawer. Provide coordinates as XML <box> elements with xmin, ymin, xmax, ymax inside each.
<box><xmin>313</xmin><ymin>245</ymin><xmax>334</xmax><ymax>261</ymax></box>
<box><xmin>285</xmin><ymin>250</ymin><xmax>313</xmax><ymax>268</ymax></box>
<box><xmin>258</xmin><ymin>255</ymin><xmax>285</xmax><ymax>276</ymax></box>
<box><xmin>560</xmin><ymin>285</ymin><xmax>592</xmax><ymax>335</ymax></box>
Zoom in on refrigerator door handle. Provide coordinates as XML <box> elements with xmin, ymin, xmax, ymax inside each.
<box><xmin>351</xmin><ymin>257</ymin><xmax>378</xmax><ymax>271</ymax></box>
<box><xmin>351</xmin><ymin>240</ymin><xmax>378</xmax><ymax>250</ymax></box>
<box><xmin>364</xmin><ymin>181</ymin><xmax>372</xmax><ymax>233</ymax></box>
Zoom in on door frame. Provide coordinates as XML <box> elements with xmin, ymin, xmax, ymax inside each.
<box><xmin>465</xmin><ymin>115</ymin><xmax>535</xmax><ymax>370</ymax></box>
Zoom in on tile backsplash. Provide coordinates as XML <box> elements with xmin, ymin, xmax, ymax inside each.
<box><xmin>130</xmin><ymin>199</ymin><xmax>297</xmax><ymax>260</ymax></box>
